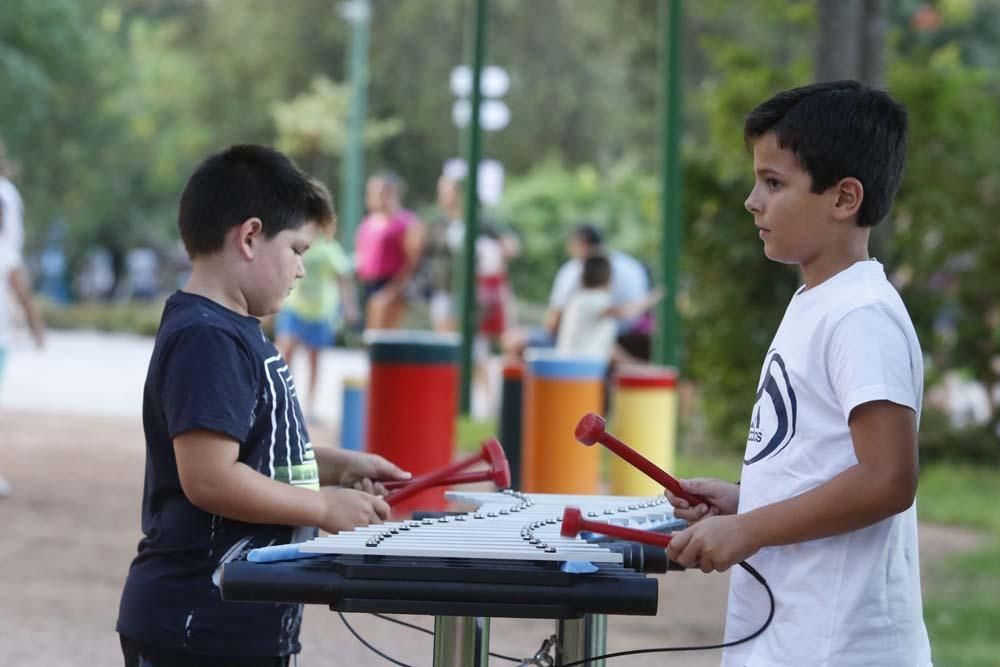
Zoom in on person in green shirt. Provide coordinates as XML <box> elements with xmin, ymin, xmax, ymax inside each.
<box><xmin>274</xmin><ymin>228</ymin><xmax>359</xmax><ymax>422</ymax></box>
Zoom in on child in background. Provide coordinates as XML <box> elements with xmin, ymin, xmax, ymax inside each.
<box><xmin>274</xmin><ymin>227</ymin><xmax>358</xmax><ymax>423</ymax></box>
<box><xmin>556</xmin><ymin>254</ymin><xmax>663</xmax><ymax>362</ymax></box>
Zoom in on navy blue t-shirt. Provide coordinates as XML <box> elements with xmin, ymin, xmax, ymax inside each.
<box><xmin>117</xmin><ymin>291</ymin><xmax>319</xmax><ymax>657</ymax></box>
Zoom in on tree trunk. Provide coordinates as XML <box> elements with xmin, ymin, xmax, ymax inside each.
<box><xmin>816</xmin><ymin>0</ymin><xmax>862</xmax><ymax>81</ymax></box>
<box><xmin>859</xmin><ymin>0</ymin><xmax>887</xmax><ymax>87</ymax></box>
<box><xmin>815</xmin><ymin>0</ymin><xmax>885</xmax><ymax>85</ymax></box>
<box><xmin>816</xmin><ymin>0</ymin><xmax>892</xmax><ymax>262</ymax></box>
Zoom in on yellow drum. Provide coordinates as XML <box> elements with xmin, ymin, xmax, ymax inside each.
<box><xmin>610</xmin><ymin>365</ymin><xmax>679</xmax><ymax>496</ymax></box>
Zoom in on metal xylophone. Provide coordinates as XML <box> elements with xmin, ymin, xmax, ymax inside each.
<box><xmin>222</xmin><ymin>417</ymin><xmax>702</xmax><ymax>666</ymax></box>
<box><xmin>221</xmin><ymin>490</ymin><xmax>685</xmax><ymax>667</ymax></box>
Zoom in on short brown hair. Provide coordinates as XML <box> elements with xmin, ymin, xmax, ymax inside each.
<box><xmin>178</xmin><ymin>144</ymin><xmax>336</xmax><ymax>258</ymax></box>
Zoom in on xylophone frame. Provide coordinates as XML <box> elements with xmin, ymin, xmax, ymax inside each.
<box><xmin>221</xmin><ymin>491</ymin><xmax>682</xmax><ymax>667</ymax></box>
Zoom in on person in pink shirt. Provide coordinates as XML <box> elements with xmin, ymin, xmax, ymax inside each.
<box><xmin>354</xmin><ymin>172</ymin><xmax>425</xmax><ymax>329</ymax></box>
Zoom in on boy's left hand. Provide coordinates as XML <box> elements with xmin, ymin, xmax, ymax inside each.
<box><xmin>666</xmin><ymin>515</ymin><xmax>759</xmax><ymax>573</ymax></box>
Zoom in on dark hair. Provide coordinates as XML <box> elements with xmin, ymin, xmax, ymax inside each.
<box><xmin>572</xmin><ymin>224</ymin><xmax>603</xmax><ymax>247</ymax></box>
<box><xmin>581</xmin><ymin>254</ymin><xmax>612</xmax><ymax>288</ymax></box>
<box><xmin>178</xmin><ymin>144</ymin><xmax>336</xmax><ymax>258</ymax></box>
<box><xmin>744</xmin><ymin>80</ymin><xmax>907</xmax><ymax>227</ymax></box>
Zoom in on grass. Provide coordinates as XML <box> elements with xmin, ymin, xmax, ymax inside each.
<box><xmin>916</xmin><ymin>464</ymin><xmax>1000</xmax><ymax>667</ymax></box>
<box><xmin>456</xmin><ymin>416</ymin><xmax>499</xmax><ymax>452</ymax></box>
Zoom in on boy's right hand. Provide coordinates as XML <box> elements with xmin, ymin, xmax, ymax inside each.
<box><xmin>317</xmin><ymin>487</ymin><xmax>390</xmax><ymax>534</ymax></box>
<box><xmin>664</xmin><ymin>478</ymin><xmax>740</xmax><ymax>523</ymax></box>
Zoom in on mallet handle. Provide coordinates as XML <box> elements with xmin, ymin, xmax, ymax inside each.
<box><xmin>575</xmin><ymin>413</ymin><xmax>707</xmax><ymax>508</ymax></box>
<box><xmin>561</xmin><ymin>507</ymin><xmax>673</xmax><ymax>548</ymax></box>
<box><xmin>382</xmin><ymin>469</ymin><xmax>493</xmax><ymax>491</ymax></box>
<box><xmin>384</xmin><ymin>447</ymin><xmax>486</xmax><ymax>506</ymax></box>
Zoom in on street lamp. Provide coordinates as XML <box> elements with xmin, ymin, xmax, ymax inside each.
<box><xmin>338</xmin><ymin>0</ymin><xmax>371</xmax><ymax>253</ymax></box>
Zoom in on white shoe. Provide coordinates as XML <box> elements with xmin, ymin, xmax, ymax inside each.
<box><xmin>0</xmin><ymin>475</ymin><xmax>11</xmax><ymax>498</ymax></box>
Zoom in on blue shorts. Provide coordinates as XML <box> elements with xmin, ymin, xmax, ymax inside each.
<box><xmin>274</xmin><ymin>310</ymin><xmax>335</xmax><ymax>349</ymax></box>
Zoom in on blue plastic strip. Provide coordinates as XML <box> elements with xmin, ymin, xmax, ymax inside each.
<box><xmin>526</xmin><ymin>356</ymin><xmax>607</xmax><ymax>380</ymax></box>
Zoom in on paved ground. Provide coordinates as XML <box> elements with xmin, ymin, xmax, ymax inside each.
<box><xmin>0</xmin><ymin>331</ymin><xmax>981</xmax><ymax>666</ymax></box>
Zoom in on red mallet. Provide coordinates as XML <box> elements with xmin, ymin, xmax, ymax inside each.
<box><xmin>382</xmin><ymin>453</ymin><xmax>511</xmax><ymax>491</ymax></box>
<box><xmin>560</xmin><ymin>507</ymin><xmax>672</xmax><ymax>548</ymax></box>
<box><xmin>574</xmin><ymin>413</ymin><xmax>707</xmax><ymax>508</ymax></box>
<box><xmin>384</xmin><ymin>438</ymin><xmax>509</xmax><ymax>506</ymax></box>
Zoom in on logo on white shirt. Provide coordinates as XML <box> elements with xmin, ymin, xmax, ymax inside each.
<box><xmin>745</xmin><ymin>350</ymin><xmax>797</xmax><ymax>465</ymax></box>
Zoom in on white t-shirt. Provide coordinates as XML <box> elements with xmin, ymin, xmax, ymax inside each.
<box><xmin>549</xmin><ymin>251</ymin><xmax>649</xmax><ymax>331</ymax></box>
<box><xmin>555</xmin><ymin>289</ymin><xmax>617</xmax><ymax>360</ymax></box>
<box><xmin>724</xmin><ymin>260</ymin><xmax>931</xmax><ymax>667</ymax></box>
<box><xmin>0</xmin><ymin>177</ymin><xmax>25</xmax><ymax>348</ymax></box>
<box><xmin>0</xmin><ymin>242</ymin><xmax>18</xmax><ymax>348</ymax></box>
<box><xmin>0</xmin><ymin>177</ymin><xmax>25</xmax><ymax>255</ymax></box>
<box><xmin>476</xmin><ymin>236</ymin><xmax>506</xmax><ymax>277</ymax></box>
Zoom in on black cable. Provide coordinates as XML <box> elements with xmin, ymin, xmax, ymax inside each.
<box><xmin>338</xmin><ymin>612</ymin><xmax>415</xmax><ymax>667</ymax></box>
<box><xmin>339</xmin><ymin>562</ymin><xmax>774</xmax><ymax>667</ymax></box>
<box><xmin>370</xmin><ymin>613</ymin><xmax>522</xmax><ymax>663</ymax></box>
<box><xmin>559</xmin><ymin>561</ymin><xmax>775</xmax><ymax>667</ymax></box>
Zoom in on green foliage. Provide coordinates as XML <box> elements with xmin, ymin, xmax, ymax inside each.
<box><xmin>677</xmin><ymin>26</ymin><xmax>812</xmax><ymax>447</ymax></box>
<box><xmin>887</xmin><ymin>48</ymin><xmax>1000</xmax><ymax>451</ymax></box>
<box><xmin>40</xmin><ymin>298</ymin><xmax>165</xmax><ymax>337</ymax></box>
<box><xmin>272</xmin><ymin>76</ymin><xmax>401</xmax><ymax>161</ymax></box>
<box><xmin>917</xmin><ymin>408</ymin><xmax>1000</xmax><ymax>466</ymax></box>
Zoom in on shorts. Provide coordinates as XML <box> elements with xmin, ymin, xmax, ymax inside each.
<box><xmin>477</xmin><ymin>274</ymin><xmax>509</xmax><ymax>338</ymax></box>
<box><xmin>274</xmin><ymin>310</ymin><xmax>335</xmax><ymax>349</ymax></box>
<box><xmin>119</xmin><ymin>635</ymin><xmax>291</xmax><ymax>667</ymax></box>
<box><xmin>359</xmin><ymin>277</ymin><xmax>394</xmax><ymax>306</ymax></box>
<box><xmin>0</xmin><ymin>347</ymin><xmax>6</xmax><ymax>386</ymax></box>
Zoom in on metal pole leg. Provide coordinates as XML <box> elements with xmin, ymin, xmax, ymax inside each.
<box><xmin>433</xmin><ymin>615</ymin><xmax>491</xmax><ymax>667</ymax></box>
<box><xmin>556</xmin><ymin>614</ymin><xmax>607</xmax><ymax>667</ymax></box>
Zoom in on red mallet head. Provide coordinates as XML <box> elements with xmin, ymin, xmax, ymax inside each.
<box><xmin>494</xmin><ymin>458</ymin><xmax>512</xmax><ymax>489</ymax></box>
<box><xmin>561</xmin><ymin>507</ymin><xmax>584</xmax><ymax>538</ymax></box>
<box><xmin>574</xmin><ymin>413</ymin><xmax>607</xmax><ymax>446</ymax></box>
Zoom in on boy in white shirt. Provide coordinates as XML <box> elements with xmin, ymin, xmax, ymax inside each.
<box><xmin>663</xmin><ymin>81</ymin><xmax>932</xmax><ymax>666</ymax></box>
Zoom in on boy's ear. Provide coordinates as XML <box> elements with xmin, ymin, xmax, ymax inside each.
<box><xmin>832</xmin><ymin>177</ymin><xmax>864</xmax><ymax>221</ymax></box>
<box><xmin>236</xmin><ymin>217</ymin><xmax>264</xmax><ymax>260</ymax></box>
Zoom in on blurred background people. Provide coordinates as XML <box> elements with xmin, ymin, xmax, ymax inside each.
<box><xmin>556</xmin><ymin>254</ymin><xmax>664</xmax><ymax>363</ymax></box>
<box><xmin>354</xmin><ymin>172</ymin><xmax>425</xmax><ymax>330</ymax></box>
<box><xmin>421</xmin><ymin>174</ymin><xmax>465</xmax><ymax>333</ymax></box>
<box><xmin>274</xmin><ymin>224</ymin><xmax>358</xmax><ymax>423</ymax></box>
<box><xmin>502</xmin><ymin>223</ymin><xmax>653</xmax><ymax>361</ymax></box>
<box><xmin>0</xmin><ymin>147</ymin><xmax>45</xmax><ymax>498</ymax></box>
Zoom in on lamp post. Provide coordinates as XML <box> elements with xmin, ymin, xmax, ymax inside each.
<box><xmin>451</xmin><ymin>2</ymin><xmax>510</xmax><ymax>416</ymax></box>
<box><xmin>338</xmin><ymin>0</ymin><xmax>370</xmax><ymax>253</ymax></box>
<box><xmin>657</xmin><ymin>0</ymin><xmax>683</xmax><ymax>370</ymax></box>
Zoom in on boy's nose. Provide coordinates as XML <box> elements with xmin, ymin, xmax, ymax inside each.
<box><xmin>745</xmin><ymin>190</ymin><xmax>762</xmax><ymax>215</ymax></box>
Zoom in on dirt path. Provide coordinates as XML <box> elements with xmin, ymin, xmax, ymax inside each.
<box><xmin>0</xmin><ymin>410</ymin><xmax>981</xmax><ymax>666</ymax></box>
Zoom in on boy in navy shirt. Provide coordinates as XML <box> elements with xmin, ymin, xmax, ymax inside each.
<box><xmin>117</xmin><ymin>145</ymin><xmax>410</xmax><ymax>666</ymax></box>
